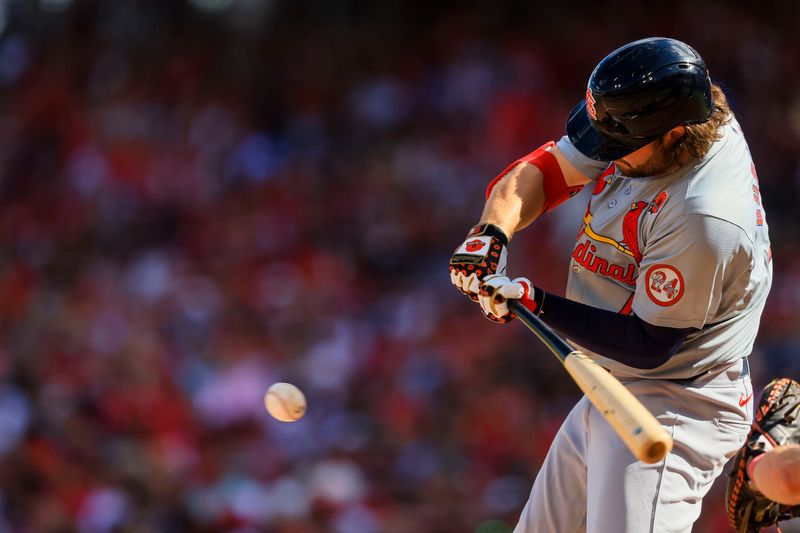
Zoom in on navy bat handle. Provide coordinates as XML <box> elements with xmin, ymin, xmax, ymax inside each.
<box><xmin>508</xmin><ymin>299</ymin><xmax>572</xmax><ymax>363</ymax></box>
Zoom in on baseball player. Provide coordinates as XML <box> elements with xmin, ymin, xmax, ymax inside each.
<box><xmin>449</xmin><ymin>38</ymin><xmax>773</xmax><ymax>532</ymax></box>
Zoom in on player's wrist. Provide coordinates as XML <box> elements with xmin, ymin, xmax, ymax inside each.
<box><xmin>518</xmin><ymin>281</ymin><xmax>546</xmax><ymax>317</ymax></box>
<box><xmin>468</xmin><ymin>223</ymin><xmax>509</xmax><ymax>245</ymax></box>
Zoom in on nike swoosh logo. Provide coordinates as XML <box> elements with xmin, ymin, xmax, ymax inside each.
<box><xmin>739</xmin><ymin>393</ymin><xmax>753</xmax><ymax>407</ymax></box>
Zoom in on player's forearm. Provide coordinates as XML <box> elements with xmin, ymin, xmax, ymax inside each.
<box><xmin>537</xmin><ymin>292</ymin><xmax>693</xmax><ymax>369</ymax></box>
<box><xmin>478</xmin><ymin>145</ymin><xmax>590</xmax><ymax>239</ymax></box>
<box><xmin>479</xmin><ymin>162</ymin><xmax>545</xmax><ymax>238</ymax></box>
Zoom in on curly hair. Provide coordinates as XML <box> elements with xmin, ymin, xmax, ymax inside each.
<box><xmin>672</xmin><ymin>83</ymin><xmax>733</xmax><ymax>160</ymax></box>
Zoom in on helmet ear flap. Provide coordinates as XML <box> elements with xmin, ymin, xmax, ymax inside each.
<box><xmin>566</xmin><ymin>100</ymin><xmax>654</xmax><ymax>162</ymax></box>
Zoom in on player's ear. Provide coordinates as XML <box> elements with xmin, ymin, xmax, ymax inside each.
<box><xmin>661</xmin><ymin>125</ymin><xmax>686</xmax><ymax>148</ymax></box>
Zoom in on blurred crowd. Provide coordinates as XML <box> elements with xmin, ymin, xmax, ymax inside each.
<box><xmin>0</xmin><ymin>1</ymin><xmax>799</xmax><ymax>531</ymax></box>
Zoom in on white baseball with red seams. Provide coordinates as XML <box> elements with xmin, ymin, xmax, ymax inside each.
<box><xmin>265</xmin><ymin>382</ymin><xmax>307</xmax><ymax>422</ymax></box>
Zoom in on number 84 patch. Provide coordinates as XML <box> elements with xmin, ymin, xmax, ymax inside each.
<box><xmin>644</xmin><ymin>264</ymin><xmax>685</xmax><ymax>306</ymax></box>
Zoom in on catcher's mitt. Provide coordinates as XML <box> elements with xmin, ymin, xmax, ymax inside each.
<box><xmin>726</xmin><ymin>378</ymin><xmax>800</xmax><ymax>533</ymax></box>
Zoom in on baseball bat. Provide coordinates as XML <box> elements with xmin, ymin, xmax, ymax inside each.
<box><xmin>508</xmin><ymin>299</ymin><xmax>672</xmax><ymax>464</ymax></box>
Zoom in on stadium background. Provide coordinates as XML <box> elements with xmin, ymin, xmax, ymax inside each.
<box><xmin>0</xmin><ymin>0</ymin><xmax>798</xmax><ymax>531</ymax></box>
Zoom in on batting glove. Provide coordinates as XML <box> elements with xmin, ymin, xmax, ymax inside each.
<box><xmin>449</xmin><ymin>224</ymin><xmax>508</xmax><ymax>301</ymax></box>
<box><xmin>478</xmin><ymin>275</ymin><xmax>543</xmax><ymax>323</ymax></box>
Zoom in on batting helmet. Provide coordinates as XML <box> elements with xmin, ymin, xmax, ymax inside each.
<box><xmin>566</xmin><ymin>37</ymin><xmax>714</xmax><ymax>161</ymax></box>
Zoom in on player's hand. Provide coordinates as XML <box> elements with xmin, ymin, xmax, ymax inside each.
<box><xmin>478</xmin><ymin>274</ymin><xmax>533</xmax><ymax>323</ymax></box>
<box><xmin>449</xmin><ymin>224</ymin><xmax>508</xmax><ymax>301</ymax></box>
<box><xmin>726</xmin><ymin>378</ymin><xmax>800</xmax><ymax>531</ymax></box>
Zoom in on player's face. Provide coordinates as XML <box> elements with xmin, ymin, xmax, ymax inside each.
<box><xmin>615</xmin><ymin>143</ymin><xmax>659</xmax><ymax>177</ymax></box>
<box><xmin>615</xmin><ymin>126</ymin><xmax>687</xmax><ymax>178</ymax></box>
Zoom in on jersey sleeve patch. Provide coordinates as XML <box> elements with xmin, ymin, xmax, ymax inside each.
<box><xmin>644</xmin><ymin>264</ymin><xmax>685</xmax><ymax>307</ymax></box>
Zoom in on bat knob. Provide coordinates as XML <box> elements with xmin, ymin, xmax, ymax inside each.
<box><xmin>643</xmin><ymin>440</ymin><xmax>671</xmax><ymax>464</ymax></box>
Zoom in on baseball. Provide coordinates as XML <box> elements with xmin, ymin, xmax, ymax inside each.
<box><xmin>264</xmin><ymin>382</ymin><xmax>307</xmax><ymax>422</ymax></box>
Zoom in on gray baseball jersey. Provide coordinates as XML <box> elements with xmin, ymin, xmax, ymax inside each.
<box><xmin>554</xmin><ymin>119</ymin><xmax>772</xmax><ymax>380</ymax></box>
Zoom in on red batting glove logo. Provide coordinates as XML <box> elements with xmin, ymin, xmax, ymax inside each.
<box><xmin>465</xmin><ymin>239</ymin><xmax>487</xmax><ymax>252</ymax></box>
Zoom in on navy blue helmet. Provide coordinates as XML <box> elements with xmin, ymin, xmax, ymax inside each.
<box><xmin>566</xmin><ymin>37</ymin><xmax>714</xmax><ymax>161</ymax></box>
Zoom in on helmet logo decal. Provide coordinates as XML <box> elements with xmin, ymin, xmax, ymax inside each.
<box><xmin>586</xmin><ymin>88</ymin><xmax>597</xmax><ymax>120</ymax></box>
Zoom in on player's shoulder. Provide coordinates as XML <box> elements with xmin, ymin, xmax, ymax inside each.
<box><xmin>666</xmin><ymin>119</ymin><xmax>760</xmax><ymax>238</ymax></box>
<box><xmin>555</xmin><ymin>135</ymin><xmax>609</xmax><ymax>181</ymax></box>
